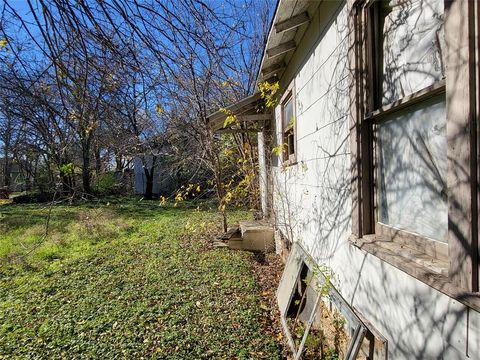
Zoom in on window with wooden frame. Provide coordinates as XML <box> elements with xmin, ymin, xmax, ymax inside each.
<box><xmin>349</xmin><ymin>0</ymin><xmax>479</xmax><ymax>305</ymax></box>
<box><xmin>281</xmin><ymin>82</ymin><xmax>296</xmax><ymax>165</ymax></box>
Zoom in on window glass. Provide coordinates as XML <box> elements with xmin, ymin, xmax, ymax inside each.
<box><xmin>377</xmin><ymin>95</ymin><xmax>447</xmax><ymax>242</ymax></box>
<box><xmin>382</xmin><ymin>0</ymin><xmax>445</xmax><ymax>105</ymax></box>
<box><xmin>283</xmin><ymin>96</ymin><xmax>294</xmax><ymax>130</ymax></box>
<box><xmin>282</xmin><ymin>95</ymin><xmax>295</xmax><ymax>160</ymax></box>
<box><xmin>287</xmin><ymin>133</ymin><xmax>295</xmax><ymax>156</ymax></box>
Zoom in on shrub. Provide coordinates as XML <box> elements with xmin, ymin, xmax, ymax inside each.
<box><xmin>94</xmin><ymin>173</ymin><xmax>117</xmax><ymax>195</ymax></box>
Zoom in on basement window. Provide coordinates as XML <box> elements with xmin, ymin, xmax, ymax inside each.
<box><xmin>277</xmin><ymin>244</ymin><xmax>387</xmax><ymax>359</ymax></box>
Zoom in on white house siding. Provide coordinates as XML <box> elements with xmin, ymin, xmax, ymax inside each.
<box><xmin>263</xmin><ymin>1</ymin><xmax>480</xmax><ymax>359</ymax></box>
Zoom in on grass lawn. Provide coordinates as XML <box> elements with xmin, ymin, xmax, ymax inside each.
<box><xmin>0</xmin><ymin>198</ymin><xmax>281</xmax><ymax>359</ymax></box>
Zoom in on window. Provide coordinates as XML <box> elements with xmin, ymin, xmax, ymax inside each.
<box><xmin>367</xmin><ymin>0</ymin><xmax>448</xmax><ymax>245</ymax></box>
<box><xmin>281</xmin><ymin>82</ymin><xmax>296</xmax><ymax>164</ymax></box>
<box><xmin>350</xmin><ymin>0</ymin><xmax>479</xmax><ymax>300</ymax></box>
<box><xmin>377</xmin><ymin>95</ymin><xmax>447</xmax><ymax>242</ymax></box>
<box><xmin>277</xmin><ymin>243</ymin><xmax>376</xmax><ymax>359</ymax></box>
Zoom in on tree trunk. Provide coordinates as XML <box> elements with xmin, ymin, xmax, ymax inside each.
<box><xmin>205</xmin><ymin>125</ymin><xmax>227</xmax><ymax>232</ymax></box>
<box><xmin>144</xmin><ymin>170</ymin><xmax>153</xmax><ymax>200</ymax></box>
<box><xmin>143</xmin><ymin>155</ymin><xmax>157</xmax><ymax>200</ymax></box>
<box><xmin>2</xmin><ymin>156</ymin><xmax>11</xmax><ymax>188</ymax></box>
<box><xmin>95</xmin><ymin>145</ymin><xmax>101</xmax><ymax>175</ymax></box>
<box><xmin>61</xmin><ymin>173</ymin><xmax>71</xmax><ymax>195</ymax></box>
<box><xmin>115</xmin><ymin>154</ymin><xmax>123</xmax><ymax>171</ymax></box>
<box><xmin>81</xmin><ymin>136</ymin><xmax>92</xmax><ymax>195</ymax></box>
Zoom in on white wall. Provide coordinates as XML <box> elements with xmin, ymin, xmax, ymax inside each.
<box><xmin>266</xmin><ymin>1</ymin><xmax>479</xmax><ymax>358</ymax></box>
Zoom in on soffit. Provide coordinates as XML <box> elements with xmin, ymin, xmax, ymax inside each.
<box><xmin>257</xmin><ymin>0</ymin><xmax>322</xmax><ymax>83</ymax></box>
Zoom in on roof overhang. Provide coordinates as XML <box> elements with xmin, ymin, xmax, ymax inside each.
<box><xmin>208</xmin><ymin>1</ymin><xmax>320</xmax><ymax>133</ymax></box>
<box><xmin>207</xmin><ymin>92</ymin><xmax>271</xmax><ymax>133</ymax></box>
<box><xmin>256</xmin><ymin>0</ymin><xmax>322</xmax><ymax>84</ymax></box>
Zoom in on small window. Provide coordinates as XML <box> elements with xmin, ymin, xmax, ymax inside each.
<box><xmin>281</xmin><ymin>85</ymin><xmax>296</xmax><ymax>164</ymax></box>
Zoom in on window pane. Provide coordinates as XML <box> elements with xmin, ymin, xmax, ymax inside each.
<box><xmin>283</xmin><ymin>97</ymin><xmax>294</xmax><ymax>130</ymax></box>
<box><xmin>288</xmin><ymin>132</ymin><xmax>295</xmax><ymax>156</ymax></box>
<box><xmin>382</xmin><ymin>0</ymin><xmax>445</xmax><ymax>105</ymax></box>
<box><xmin>377</xmin><ymin>96</ymin><xmax>447</xmax><ymax>242</ymax></box>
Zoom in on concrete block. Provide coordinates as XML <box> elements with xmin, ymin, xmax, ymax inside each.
<box><xmin>227</xmin><ymin>221</ymin><xmax>275</xmax><ymax>252</ymax></box>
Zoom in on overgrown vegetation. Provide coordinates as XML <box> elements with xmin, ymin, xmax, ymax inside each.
<box><xmin>0</xmin><ymin>199</ymin><xmax>280</xmax><ymax>358</ymax></box>
<box><xmin>0</xmin><ymin>0</ymin><xmax>273</xmax><ymax>203</ymax></box>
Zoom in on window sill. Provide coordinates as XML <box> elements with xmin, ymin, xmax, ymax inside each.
<box><xmin>282</xmin><ymin>158</ymin><xmax>298</xmax><ymax>168</ymax></box>
<box><xmin>350</xmin><ymin>235</ymin><xmax>480</xmax><ymax>312</ymax></box>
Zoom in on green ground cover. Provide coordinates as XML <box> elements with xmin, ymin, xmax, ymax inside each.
<box><xmin>0</xmin><ymin>199</ymin><xmax>280</xmax><ymax>359</ymax></box>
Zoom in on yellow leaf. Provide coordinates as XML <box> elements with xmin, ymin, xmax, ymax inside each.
<box><xmin>223</xmin><ymin>114</ymin><xmax>237</xmax><ymax>128</ymax></box>
<box><xmin>0</xmin><ymin>39</ymin><xmax>7</xmax><ymax>48</ymax></box>
<box><xmin>155</xmin><ymin>104</ymin><xmax>164</xmax><ymax>114</ymax></box>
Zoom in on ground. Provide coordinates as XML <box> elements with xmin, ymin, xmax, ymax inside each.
<box><xmin>0</xmin><ymin>198</ymin><xmax>283</xmax><ymax>359</ymax></box>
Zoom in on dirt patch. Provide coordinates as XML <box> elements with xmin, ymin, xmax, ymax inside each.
<box><xmin>250</xmin><ymin>252</ymin><xmax>288</xmax><ymax>358</ymax></box>
<box><xmin>299</xmin><ymin>302</ymin><xmax>350</xmax><ymax>359</ymax></box>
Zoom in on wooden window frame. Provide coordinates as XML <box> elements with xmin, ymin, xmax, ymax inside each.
<box><xmin>348</xmin><ymin>0</ymin><xmax>479</xmax><ymax>310</ymax></box>
<box><xmin>280</xmin><ymin>81</ymin><xmax>297</xmax><ymax>166</ymax></box>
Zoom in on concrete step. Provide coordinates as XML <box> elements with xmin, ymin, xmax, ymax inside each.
<box><xmin>228</xmin><ymin>221</ymin><xmax>275</xmax><ymax>252</ymax></box>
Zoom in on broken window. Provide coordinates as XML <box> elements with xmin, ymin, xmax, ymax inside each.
<box><xmin>277</xmin><ymin>244</ymin><xmax>386</xmax><ymax>359</ymax></box>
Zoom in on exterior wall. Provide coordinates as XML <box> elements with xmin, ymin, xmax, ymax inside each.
<box><xmin>265</xmin><ymin>1</ymin><xmax>480</xmax><ymax>358</ymax></box>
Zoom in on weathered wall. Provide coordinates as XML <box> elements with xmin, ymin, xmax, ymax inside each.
<box><xmin>264</xmin><ymin>1</ymin><xmax>480</xmax><ymax>358</ymax></box>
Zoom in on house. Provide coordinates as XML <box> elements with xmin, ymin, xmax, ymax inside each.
<box><xmin>133</xmin><ymin>154</ymin><xmax>178</xmax><ymax>197</ymax></box>
<box><xmin>208</xmin><ymin>0</ymin><xmax>479</xmax><ymax>358</ymax></box>
<box><xmin>0</xmin><ymin>158</ymin><xmax>29</xmax><ymax>192</ymax></box>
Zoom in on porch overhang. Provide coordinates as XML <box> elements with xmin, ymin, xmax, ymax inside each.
<box><xmin>207</xmin><ymin>92</ymin><xmax>271</xmax><ymax>133</ymax></box>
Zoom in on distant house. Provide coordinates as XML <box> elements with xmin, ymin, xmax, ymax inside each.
<box><xmin>133</xmin><ymin>155</ymin><xmax>176</xmax><ymax>197</ymax></box>
<box><xmin>0</xmin><ymin>158</ymin><xmax>28</xmax><ymax>192</ymax></box>
<box><xmin>209</xmin><ymin>0</ymin><xmax>479</xmax><ymax>358</ymax></box>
